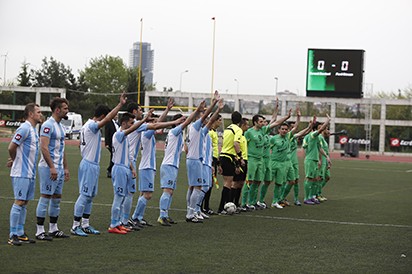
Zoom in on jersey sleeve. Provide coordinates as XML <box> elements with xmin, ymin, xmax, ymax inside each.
<box><xmin>115</xmin><ymin>131</ymin><xmax>126</xmax><ymax>143</ymax></box>
<box><xmin>171</xmin><ymin>125</ymin><xmax>182</xmax><ymax>136</ymax></box>
<box><xmin>135</xmin><ymin>123</ymin><xmax>148</xmax><ymax>133</ymax></box>
<box><xmin>192</xmin><ymin>118</ymin><xmax>202</xmax><ymax>131</ymax></box>
<box><xmin>40</xmin><ymin>121</ymin><xmax>53</xmax><ymax>138</ymax></box>
<box><xmin>89</xmin><ymin>121</ymin><xmax>99</xmax><ymax>134</ymax></box>
<box><xmin>234</xmin><ymin>127</ymin><xmax>242</xmax><ymax>143</ymax></box>
<box><xmin>143</xmin><ymin>129</ymin><xmax>155</xmax><ymax>138</ymax></box>
<box><xmin>12</xmin><ymin>124</ymin><xmax>29</xmax><ymax>145</ymax></box>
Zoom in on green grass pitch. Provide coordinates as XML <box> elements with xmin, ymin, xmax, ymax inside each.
<box><xmin>0</xmin><ymin>143</ymin><xmax>411</xmax><ymax>273</ymax></box>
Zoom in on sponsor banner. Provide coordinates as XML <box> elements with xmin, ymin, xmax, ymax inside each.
<box><xmin>390</xmin><ymin>138</ymin><xmax>412</xmax><ymax>147</ymax></box>
<box><xmin>339</xmin><ymin>136</ymin><xmax>348</xmax><ymax>144</ymax></box>
<box><xmin>339</xmin><ymin>136</ymin><xmax>370</xmax><ymax>145</ymax></box>
<box><xmin>0</xmin><ymin>120</ymin><xmax>23</xmax><ymax>127</ymax></box>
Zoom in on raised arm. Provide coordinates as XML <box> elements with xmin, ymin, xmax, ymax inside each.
<box><xmin>148</xmin><ymin>116</ymin><xmax>186</xmax><ymax>130</ymax></box>
<box><xmin>158</xmin><ymin>97</ymin><xmax>174</xmax><ymax>123</ymax></box>
<box><xmin>269</xmin><ymin>97</ymin><xmax>279</xmax><ymax>124</ymax></box>
<box><xmin>289</xmin><ymin>107</ymin><xmax>301</xmax><ymax>135</ymax></box>
<box><xmin>269</xmin><ymin>108</ymin><xmax>292</xmax><ymax>129</ymax></box>
<box><xmin>181</xmin><ymin>100</ymin><xmax>206</xmax><ymax>130</ymax></box>
<box><xmin>201</xmin><ymin>90</ymin><xmax>219</xmax><ymax>124</ymax></box>
<box><xmin>124</xmin><ymin>109</ymin><xmax>154</xmax><ymax>136</ymax></box>
<box><xmin>205</xmin><ymin>99</ymin><xmax>224</xmax><ymax>129</ymax></box>
<box><xmin>97</xmin><ymin>92</ymin><xmax>127</xmax><ymax>129</ymax></box>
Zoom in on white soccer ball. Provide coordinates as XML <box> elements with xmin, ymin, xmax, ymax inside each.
<box><xmin>224</xmin><ymin>202</ymin><xmax>237</xmax><ymax>215</ymax></box>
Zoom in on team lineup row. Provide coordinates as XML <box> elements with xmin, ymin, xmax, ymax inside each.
<box><xmin>6</xmin><ymin>91</ymin><xmax>332</xmax><ymax>245</ymax></box>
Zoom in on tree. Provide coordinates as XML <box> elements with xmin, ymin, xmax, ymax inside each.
<box><xmin>17</xmin><ymin>62</ymin><xmax>32</xmax><ymax>87</ymax></box>
<box><xmin>31</xmin><ymin>57</ymin><xmax>77</xmax><ymax>89</ymax></box>
<box><xmin>79</xmin><ymin>55</ymin><xmax>128</xmax><ymax>106</ymax></box>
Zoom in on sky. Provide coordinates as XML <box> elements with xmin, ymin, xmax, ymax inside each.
<box><xmin>1</xmin><ymin>0</ymin><xmax>411</xmax><ymax>96</ymax></box>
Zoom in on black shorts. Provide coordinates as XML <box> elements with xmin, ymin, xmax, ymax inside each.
<box><xmin>233</xmin><ymin>160</ymin><xmax>248</xmax><ymax>182</ymax></box>
<box><xmin>220</xmin><ymin>156</ymin><xmax>235</xmax><ymax>176</ymax></box>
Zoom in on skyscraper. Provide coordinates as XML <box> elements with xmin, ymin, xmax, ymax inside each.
<box><xmin>129</xmin><ymin>42</ymin><xmax>154</xmax><ymax>86</ymax></box>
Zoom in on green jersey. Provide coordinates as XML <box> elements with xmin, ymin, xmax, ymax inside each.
<box><xmin>245</xmin><ymin>127</ymin><xmax>264</xmax><ymax>159</ymax></box>
<box><xmin>262</xmin><ymin>125</ymin><xmax>271</xmax><ymax>159</ymax></box>
<box><xmin>319</xmin><ymin>134</ymin><xmax>329</xmax><ymax>161</ymax></box>
<box><xmin>303</xmin><ymin>131</ymin><xmax>321</xmax><ymax>161</ymax></box>
<box><xmin>270</xmin><ymin>133</ymin><xmax>290</xmax><ymax>162</ymax></box>
<box><xmin>289</xmin><ymin>134</ymin><xmax>299</xmax><ymax>164</ymax></box>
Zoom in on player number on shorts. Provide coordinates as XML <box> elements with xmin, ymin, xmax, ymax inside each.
<box><xmin>82</xmin><ymin>185</ymin><xmax>89</xmax><ymax>193</ymax></box>
<box><xmin>117</xmin><ymin>187</ymin><xmax>123</xmax><ymax>193</ymax></box>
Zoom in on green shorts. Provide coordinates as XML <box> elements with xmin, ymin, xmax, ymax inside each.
<box><xmin>247</xmin><ymin>157</ymin><xmax>264</xmax><ymax>182</ymax></box>
<box><xmin>263</xmin><ymin>157</ymin><xmax>272</xmax><ymax>182</ymax></box>
<box><xmin>304</xmin><ymin>159</ymin><xmax>319</xmax><ymax>179</ymax></box>
<box><xmin>271</xmin><ymin>160</ymin><xmax>287</xmax><ymax>185</ymax></box>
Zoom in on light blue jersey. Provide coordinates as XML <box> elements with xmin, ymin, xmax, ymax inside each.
<box><xmin>80</xmin><ymin>119</ymin><xmax>101</xmax><ymax>164</ymax></box>
<box><xmin>10</xmin><ymin>121</ymin><xmax>39</xmax><ymax>179</ymax></box>
<box><xmin>112</xmin><ymin>131</ymin><xmax>131</xmax><ymax>167</ymax></box>
<box><xmin>161</xmin><ymin>125</ymin><xmax>184</xmax><ymax>168</ymax></box>
<box><xmin>202</xmin><ymin>127</ymin><xmax>213</xmax><ymax>168</ymax></box>
<box><xmin>139</xmin><ymin>129</ymin><xmax>156</xmax><ymax>170</ymax></box>
<box><xmin>128</xmin><ymin>121</ymin><xmax>148</xmax><ymax>163</ymax></box>
<box><xmin>186</xmin><ymin>119</ymin><xmax>204</xmax><ymax>160</ymax></box>
<box><xmin>38</xmin><ymin>117</ymin><xmax>65</xmax><ymax>169</ymax></box>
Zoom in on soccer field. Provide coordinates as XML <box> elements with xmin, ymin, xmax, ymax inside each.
<box><xmin>0</xmin><ymin>143</ymin><xmax>411</xmax><ymax>273</ymax></box>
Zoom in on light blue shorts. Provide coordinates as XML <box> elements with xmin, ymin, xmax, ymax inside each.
<box><xmin>160</xmin><ymin>164</ymin><xmax>178</xmax><ymax>190</ymax></box>
<box><xmin>38</xmin><ymin>166</ymin><xmax>65</xmax><ymax>195</ymax></box>
<box><xmin>112</xmin><ymin>164</ymin><xmax>135</xmax><ymax>196</ymax></box>
<box><xmin>139</xmin><ymin>169</ymin><xmax>155</xmax><ymax>192</ymax></box>
<box><xmin>12</xmin><ymin>177</ymin><xmax>35</xmax><ymax>201</ymax></box>
<box><xmin>202</xmin><ymin>165</ymin><xmax>212</xmax><ymax>187</ymax></box>
<box><xmin>186</xmin><ymin>159</ymin><xmax>203</xmax><ymax>187</ymax></box>
<box><xmin>78</xmin><ymin>159</ymin><xmax>100</xmax><ymax>197</ymax></box>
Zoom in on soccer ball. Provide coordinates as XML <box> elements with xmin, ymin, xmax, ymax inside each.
<box><xmin>224</xmin><ymin>202</ymin><xmax>237</xmax><ymax>215</ymax></box>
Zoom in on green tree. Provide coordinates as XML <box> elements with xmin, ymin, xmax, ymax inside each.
<box><xmin>79</xmin><ymin>55</ymin><xmax>128</xmax><ymax>107</ymax></box>
<box><xmin>16</xmin><ymin>62</ymin><xmax>32</xmax><ymax>87</ymax></box>
<box><xmin>32</xmin><ymin>57</ymin><xmax>77</xmax><ymax>89</ymax></box>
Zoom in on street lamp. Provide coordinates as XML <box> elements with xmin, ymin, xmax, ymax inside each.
<box><xmin>234</xmin><ymin>78</ymin><xmax>239</xmax><ymax>95</ymax></box>
<box><xmin>179</xmin><ymin>70</ymin><xmax>189</xmax><ymax>91</ymax></box>
<box><xmin>274</xmin><ymin>77</ymin><xmax>278</xmax><ymax>96</ymax></box>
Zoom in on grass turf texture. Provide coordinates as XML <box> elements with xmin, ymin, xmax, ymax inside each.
<box><xmin>0</xmin><ymin>143</ymin><xmax>411</xmax><ymax>273</ymax></box>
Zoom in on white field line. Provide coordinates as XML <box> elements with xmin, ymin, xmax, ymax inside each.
<box><xmin>1</xmin><ymin>196</ymin><xmax>411</xmax><ymax>229</ymax></box>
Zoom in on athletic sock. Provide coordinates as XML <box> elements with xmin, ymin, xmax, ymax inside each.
<box><xmin>273</xmin><ymin>184</ymin><xmax>282</xmax><ymax>203</ymax></box>
<box><xmin>9</xmin><ymin>204</ymin><xmax>22</xmax><ymax>237</ymax></box>
<box><xmin>36</xmin><ymin>196</ymin><xmax>50</xmax><ymax>219</ymax></box>
<box><xmin>248</xmin><ymin>183</ymin><xmax>257</xmax><ymax>205</ymax></box>
<box><xmin>203</xmin><ymin>187</ymin><xmax>212</xmax><ymax>210</ymax></box>
<box><xmin>304</xmin><ymin>180</ymin><xmax>311</xmax><ymax>200</ymax></box>
<box><xmin>229</xmin><ymin>188</ymin><xmax>236</xmax><ymax>203</ymax></box>
<box><xmin>241</xmin><ymin>183</ymin><xmax>250</xmax><ymax>206</ymax></box>
<box><xmin>134</xmin><ymin>195</ymin><xmax>148</xmax><ymax>221</ymax></box>
<box><xmin>282</xmin><ymin>184</ymin><xmax>293</xmax><ymax>201</ymax></box>
<box><xmin>218</xmin><ymin>187</ymin><xmax>230</xmax><ymax>211</ymax></box>
<box><xmin>17</xmin><ymin>205</ymin><xmax>27</xmax><ymax>236</ymax></box>
<box><xmin>74</xmin><ymin>194</ymin><xmax>88</xmax><ymax>219</ymax></box>
<box><xmin>188</xmin><ymin>188</ymin><xmax>201</xmax><ymax>218</ymax></box>
<box><xmin>253</xmin><ymin>183</ymin><xmax>260</xmax><ymax>205</ymax></box>
<box><xmin>49</xmin><ymin>198</ymin><xmax>61</xmax><ymax>219</ymax></box>
<box><xmin>197</xmin><ymin>186</ymin><xmax>209</xmax><ymax>212</ymax></box>
<box><xmin>259</xmin><ymin>184</ymin><xmax>269</xmax><ymax>203</ymax></box>
<box><xmin>121</xmin><ymin>193</ymin><xmax>133</xmax><ymax>225</ymax></box>
<box><xmin>81</xmin><ymin>216</ymin><xmax>90</xmax><ymax>228</ymax></box>
<box><xmin>159</xmin><ymin>191</ymin><xmax>171</xmax><ymax>218</ymax></box>
<box><xmin>111</xmin><ymin>194</ymin><xmax>125</xmax><ymax>228</ymax></box>
<box><xmin>293</xmin><ymin>183</ymin><xmax>299</xmax><ymax>201</ymax></box>
<box><xmin>234</xmin><ymin>188</ymin><xmax>242</xmax><ymax>207</ymax></box>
